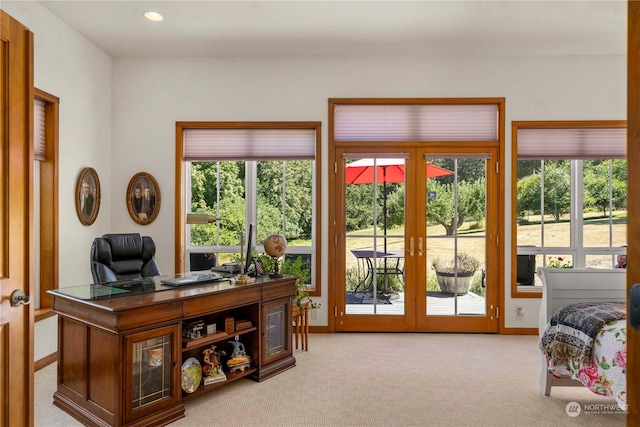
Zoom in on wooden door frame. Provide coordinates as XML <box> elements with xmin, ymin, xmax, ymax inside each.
<box><xmin>627</xmin><ymin>1</ymin><xmax>639</xmax><ymax>424</ymax></box>
<box><xmin>328</xmin><ymin>98</ymin><xmax>505</xmax><ymax>334</ymax></box>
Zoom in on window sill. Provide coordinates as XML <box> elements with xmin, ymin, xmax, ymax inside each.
<box><xmin>512</xmin><ymin>285</ymin><xmax>542</xmax><ymax>299</ymax></box>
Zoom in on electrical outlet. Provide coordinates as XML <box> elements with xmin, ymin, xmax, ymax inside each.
<box><xmin>516</xmin><ymin>306</ymin><xmax>525</xmax><ymax>320</ymax></box>
<box><xmin>310</xmin><ymin>308</ymin><xmax>318</xmax><ymax>320</ymax></box>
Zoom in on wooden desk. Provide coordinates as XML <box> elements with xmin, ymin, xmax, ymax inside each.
<box><xmin>49</xmin><ymin>274</ymin><xmax>297</xmax><ymax>427</ymax></box>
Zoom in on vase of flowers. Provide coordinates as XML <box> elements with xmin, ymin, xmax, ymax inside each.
<box><xmin>431</xmin><ymin>252</ymin><xmax>481</xmax><ymax>295</ymax></box>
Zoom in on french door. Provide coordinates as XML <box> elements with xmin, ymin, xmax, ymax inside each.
<box><xmin>335</xmin><ymin>147</ymin><xmax>500</xmax><ymax>333</ymax></box>
<box><xmin>417</xmin><ymin>148</ymin><xmax>499</xmax><ymax>332</ymax></box>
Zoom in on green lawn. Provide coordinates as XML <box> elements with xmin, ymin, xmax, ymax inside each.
<box><xmin>344</xmin><ymin>212</ymin><xmax>627</xmax><ymax>272</ymax></box>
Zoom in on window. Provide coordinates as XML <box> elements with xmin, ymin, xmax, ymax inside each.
<box><xmin>511</xmin><ymin>121</ymin><xmax>627</xmax><ymax>298</ymax></box>
<box><xmin>175</xmin><ymin>122</ymin><xmax>321</xmax><ymax>296</ymax></box>
<box><xmin>34</xmin><ymin>88</ymin><xmax>59</xmax><ymax>319</ymax></box>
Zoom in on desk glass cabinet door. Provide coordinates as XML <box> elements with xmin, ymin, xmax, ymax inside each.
<box><xmin>262</xmin><ymin>298</ymin><xmax>292</xmax><ymax>365</ymax></box>
<box><xmin>124</xmin><ymin>324</ymin><xmax>181</xmax><ymax>423</ymax></box>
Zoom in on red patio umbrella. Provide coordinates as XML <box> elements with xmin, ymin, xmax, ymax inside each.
<box><xmin>345</xmin><ymin>158</ymin><xmax>454</xmax><ymax>185</ymax></box>
<box><xmin>345</xmin><ymin>157</ymin><xmax>453</xmax><ymax>252</ymax></box>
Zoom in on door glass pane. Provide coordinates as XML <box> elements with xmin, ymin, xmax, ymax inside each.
<box><xmin>344</xmin><ymin>157</ymin><xmax>406</xmax><ymax>315</ymax></box>
<box><xmin>425</xmin><ymin>157</ymin><xmax>486</xmax><ymax>316</ymax></box>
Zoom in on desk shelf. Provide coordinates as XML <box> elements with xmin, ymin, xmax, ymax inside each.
<box><xmin>182</xmin><ymin>327</ymin><xmax>257</xmax><ymax>351</ymax></box>
<box><xmin>182</xmin><ymin>367</ymin><xmax>257</xmax><ymax>400</ymax></box>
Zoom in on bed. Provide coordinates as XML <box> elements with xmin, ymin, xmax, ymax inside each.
<box><xmin>537</xmin><ymin>267</ymin><xmax>627</xmax><ymax>410</ymax></box>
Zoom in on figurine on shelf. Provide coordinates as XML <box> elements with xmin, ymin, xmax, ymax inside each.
<box><xmin>202</xmin><ymin>345</ymin><xmax>227</xmax><ymax>385</ymax></box>
<box><xmin>226</xmin><ymin>336</ymin><xmax>251</xmax><ymax>372</ymax></box>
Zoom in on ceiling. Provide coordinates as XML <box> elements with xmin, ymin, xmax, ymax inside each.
<box><xmin>36</xmin><ymin>0</ymin><xmax>626</xmax><ymax>58</ymax></box>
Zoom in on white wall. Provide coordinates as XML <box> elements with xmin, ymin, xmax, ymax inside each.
<box><xmin>2</xmin><ymin>1</ymin><xmax>112</xmax><ymax>360</ymax></box>
<box><xmin>1</xmin><ymin>2</ymin><xmax>627</xmax><ymax>360</ymax></box>
<box><xmin>112</xmin><ymin>55</ymin><xmax>625</xmax><ymax>327</ymax></box>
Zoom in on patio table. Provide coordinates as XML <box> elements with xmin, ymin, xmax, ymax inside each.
<box><xmin>350</xmin><ymin>250</ymin><xmax>404</xmax><ymax>300</ymax></box>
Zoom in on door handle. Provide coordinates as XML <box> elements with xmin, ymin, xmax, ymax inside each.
<box><xmin>418</xmin><ymin>237</ymin><xmax>424</xmax><ymax>257</ymax></box>
<box><xmin>10</xmin><ymin>289</ymin><xmax>31</xmax><ymax>307</ymax></box>
<box><xmin>630</xmin><ymin>284</ymin><xmax>640</xmax><ymax>331</ymax></box>
<box><xmin>406</xmin><ymin>237</ymin><xmax>414</xmax><ymax>257</ymax></box>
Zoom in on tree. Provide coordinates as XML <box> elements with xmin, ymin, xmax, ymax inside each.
<box><xmin>431</xmin><ymin>158</ymin><xmax>484</xmax><ymax>183</ymax></box>
<box><xmin>385</xmin><ymin>184</ymin><xmax>405</xmax><ymax>229</ymax></box>
<box><xmin>190</xmin><ymin>160</ymin><xmax>314</xmax><ymax>246</ymax></box>
<box><xmin>516</xmin><ymin>173</ymin><xmax>541</xmax><ymax>221</ymax></box>
<box><xmin>583</xmin><ymin>160</ymin><xmax>627</xmax><ymax>215</ymax></box>
<box><xmin>516</xmin><ymin>161</ymin><xmax>570</xmax><ymax>222</ymax></box>
<box><xmin>345</xmin><ymin>184</ymin><xmax>378</xmax><ymax>231</ymax></box>
<box><xmin>426</xmin><ymin>179</ymin><xmax>486</xmax><ymax>235</ymax></box>
<box><xmin>190</xmin><ymin>161</ymin><xmax>246</xmax><ymax>246</ymax></box>
<box><xmin>257</xmin><ymin>160</ymin><xmax>313</xmax><ymax>240</ymax></box>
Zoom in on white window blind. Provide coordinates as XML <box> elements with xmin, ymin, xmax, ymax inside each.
<box><xmin>334</xmin><ymin>104</ymin><xmax>499</xmax><ymax>142</ymax></box>
<box><xmin>184</xmin><ymin>128</ymin><xmax>316</xmax><ymax>161</ymax></box>
<box><xmin>518</xmin><ymin>127</ymin><xmax>626</xmax><ymax>159</ymax></box>
<box><xmin>34</xmin><ymin>99</ymin><xmax>46</xmax><ymax>161</ymax></box>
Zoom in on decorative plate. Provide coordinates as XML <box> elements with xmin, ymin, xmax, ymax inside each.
<box><xmin>181</xmin><ymin>357</ymin><xmax>202</xmax><ymax>393</ymax></box>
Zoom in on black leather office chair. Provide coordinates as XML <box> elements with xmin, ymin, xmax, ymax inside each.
<box><xmin>90</xmin><ymin>233</ymin><xmax>160</xmax><ymax>284</ymax></box>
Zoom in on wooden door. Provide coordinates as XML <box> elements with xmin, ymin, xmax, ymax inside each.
<box><xmin>0</xmin><ymin>10</ymin><xmax>34</xmax><ymax>426</ymax></box>
<box><xmin>336</xmin><ymin>149</ymin><xmax>416</xmax><ymax>332</ymax></box>
<box><xmin>417</xmin><ymin>149</ymin><xmax>500</xmax><ymax>333</ymax></box>
<box><xmin>627</xmin><ymin>1</ymin><xmax>639</xmax><ymax>425</ymax></box>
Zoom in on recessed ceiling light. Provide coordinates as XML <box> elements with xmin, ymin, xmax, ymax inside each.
<box><xmin>144</xmin><ymin>11</ymin><xmax>164</xmax><ymax>22</ymax></box>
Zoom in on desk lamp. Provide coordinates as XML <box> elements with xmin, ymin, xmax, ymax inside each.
<box><xmin>186</xmin><ymin>213</ymin><xmax>253</xmax><ymax>284</ymax></box>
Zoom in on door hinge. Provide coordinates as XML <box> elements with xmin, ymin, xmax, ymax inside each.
<box><xmin>496</xmin><ymin>306</ymin><xmax>500</xmax><ymax>319</ymax></box>
<box><xmin>334</xmin><ymin>162</ymin><xmax>338</xmax><ymax>174</ymax></box>
<box><xmin>495</xmin><ymin>162</ymin><xmax>499</xmax><ymax>174</ymax></box>
<box><xmin>496</xmin><ymin>234</ymin><xmax>499</xmax><ymax>246</ymax></box>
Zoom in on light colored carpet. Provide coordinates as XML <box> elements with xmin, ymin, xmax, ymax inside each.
<box><xmin>35</xmin><ymin>333</ymin><xmax>625</xmax><ymax>426</ymax></box>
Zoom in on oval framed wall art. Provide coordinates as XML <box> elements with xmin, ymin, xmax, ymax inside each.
<box><xmin>75</xmin><ymin>167</ymin><xmax>101</xmax><ymax>226</ymax></box>
<box><xmin>127</xmin><ymin>172</ymin><xmax>161</xmax><ymax>225</ymax></box>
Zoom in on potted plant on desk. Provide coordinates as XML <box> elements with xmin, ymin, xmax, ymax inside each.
<box><xmin>431</xmin><ymin>252</ymin><xmax>481</xmax><ymax>295</ymax></box>
<box><xmin>258</xmin><ymin>254</ymin><xmax>319</xmax><ymax>310</ymax></box>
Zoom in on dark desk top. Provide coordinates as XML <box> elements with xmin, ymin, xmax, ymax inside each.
<box><xmin>48</xmin><ymin>273</ymin><xmax>298</xmax><ymax>333</ymax></box>
<box><xmin>48</xmin><ymin>271</ymin><xmax>282</xmax><ymax>302</ymax></box>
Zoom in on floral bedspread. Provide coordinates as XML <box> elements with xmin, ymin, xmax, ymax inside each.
<box><xmin>542</xmin><ymin>316</ymin><xmax>627</xmax><ymax>411</ymax></box>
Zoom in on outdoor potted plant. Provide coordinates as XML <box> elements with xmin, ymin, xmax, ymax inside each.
<box><xmin>431</xmin><ymin>252</ymin><xmax>481</xmax><ymax>295</ymax></box>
